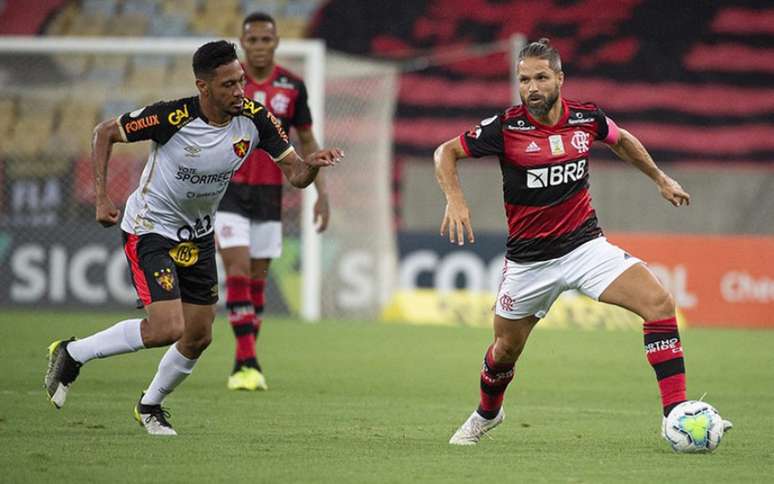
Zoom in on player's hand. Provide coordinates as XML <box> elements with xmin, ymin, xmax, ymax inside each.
<box><xmin>96</xmin><ymin>196</ymin><xmax>120</xmax><ymax>227</ymax></box>
<box><xmin>440</xmin><ymin>200</ymin><xmax>475</xmax><ymax>246</ymax></box>
<box><xmin>658</xmin><ymin>175</ymin><xmax>691</xmax><ymax>207</ymax></box>
<box><xmin>314</xmin><ymin>193</ymin><xmax>330</xmax><ymax>233</ymax></box>
<box><xmin>305</xmin><ymin>148</ymin><xmax>343</xmax><ymax>167</ymax></box>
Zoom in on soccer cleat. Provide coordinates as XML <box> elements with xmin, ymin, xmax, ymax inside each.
<box><xmin>133</xmin><ymin>397</ymin><xmax>177</xmax><ymax>436</ymax></box>
<box><xmin>227</xmin><ymin>367</ymin><xmax>268</xmax><ymax>391</ymax></box>
<box><xmin>44</xmin><ymin>338</ymin><xmax>81</xmax><ymax>409</ymax></box>
<box><xmin>449</xmin><ymin>408</ymin><xmax>505</xmax><ymax>445</ymax></box>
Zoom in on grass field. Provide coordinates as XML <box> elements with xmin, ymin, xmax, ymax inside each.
<box><xmin>1</xmin><ymin>310</ymin><xmax>773</xmax><ymax>483</ymax></box>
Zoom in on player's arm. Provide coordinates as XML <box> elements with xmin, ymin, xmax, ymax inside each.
<box><xmin>296</xmin><ymin>127</ymin><xmax>330</xmax><ymax>232</ymax></box>
<box><xmin>276</xmin><ymin>148</ymin><xmax>342</xmax><ymax>188</ymax></box>
<box><xmin>434</xmin><ymin>137</ymin><xmax>474</xmax><ymax>245</ymax></box>
<box><xmin>254</xmin><ymin>108</ymin><xmax>342</xmax><ymax>189</ymax></box>
<box><xmin>607</xmin><ymin>127</ymin><xmax>690</xmax><ymax>207</ymax></box>
<box><xmin>91</xmin><ymin>119</ymin><xmax>125</xmax><ymax>227</ymax></box>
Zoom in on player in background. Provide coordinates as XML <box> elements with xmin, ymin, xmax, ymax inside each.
<box><xmin>44</xmin><ymin>40</ymin><xmax>342</xmax><ymax>435</ymax></box>
<box><xmin>215</xmin><ymin>12</ymin><xmax>329</xmax><ymax>392</ymax></box>
<box><xmin>436</xmin><ymin>38</ymin><xmax>731</xmax><ymax>445</ymax></box>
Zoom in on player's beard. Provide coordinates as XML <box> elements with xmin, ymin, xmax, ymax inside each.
<box><xmin>524</xmin><ymin>88</ymin><xmax>559</xmax><ymax>118</ymax></box>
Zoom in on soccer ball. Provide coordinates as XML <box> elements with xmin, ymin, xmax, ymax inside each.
<box><xmin>662</xmin><ymin>400</ymin><xmax>728</xmax><ymax>453</ymax></box>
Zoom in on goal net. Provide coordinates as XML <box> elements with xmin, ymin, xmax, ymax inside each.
<box><xmin>0</xmin><ymin>36</ymin><xmax>398</xmax><ymax>321</ymax></box>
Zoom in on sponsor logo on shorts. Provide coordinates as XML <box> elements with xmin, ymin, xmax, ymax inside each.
<box><xmin>169</xmin><ymin>241</ymin><xmax>199</xmax><ymax>267</ymax></box>
<box><xmin>219</xmin><ymin>225</ymin><xmax>233</xmax><ymax>238</ymax></box>
<box><xmin>124</xmin><ymin>115</ymin><xmax>159</xmax><ymax>133</ymax></box>
<box><xmin>154</xmin><ymin>267</ymin><xmax>175</xmax><ymax>291</ymax></box>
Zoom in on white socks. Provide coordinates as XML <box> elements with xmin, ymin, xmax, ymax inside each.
<box><xmin>66</xmin><ymin>319</ymin><xmax>145</xmax><ymax>364</ymax></box>
<box><xmin>141</xmin><ymin>343</ymin><xmax>197</xmax><ymax>406</ymax></box>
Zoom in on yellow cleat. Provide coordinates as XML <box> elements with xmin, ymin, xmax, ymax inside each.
<box><xmin>227</xmin><ymin>367</ymin><xmax>268</xmax><ymax>391</ymax></box>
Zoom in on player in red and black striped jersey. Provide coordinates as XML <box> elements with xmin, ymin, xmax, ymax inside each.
<box><xmin>437</xmin><ymin>39</ymin><xmax>697</xmax><ymax>446</ymax></box>
<box><xmin>215</xmin><ymin>12</ymin><xmax>330</xmax><ymax>391</ymax></box>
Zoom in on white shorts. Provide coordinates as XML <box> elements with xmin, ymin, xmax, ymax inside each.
<box><xmin>214</xmin><ymin>211</ymin><xmax>282</xmax><ymax>259</ymax></box>
<box><xmin>495</xmin><ymin>237</ymin><xmax>641</xmax><ymax>320</ymax></box>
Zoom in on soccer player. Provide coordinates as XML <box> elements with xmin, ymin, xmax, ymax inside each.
<box><xmin>436</xmin><ymin>38</ymin><xmax>729</xmax><ymax>445</ymax></box>
<box><xmin>43</xmin><ymin>40</ymin><xmax>342</xmax><ymax>435</ymax></box>
<box><xmin>215</xmin><ymin>12</ymin><xmax>329</xmax><ymax>392</ymax></box>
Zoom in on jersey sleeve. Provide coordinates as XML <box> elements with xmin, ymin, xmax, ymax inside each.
<box><xmin>591</xmin><ymin>106</ymin><xmax>620</xmax><ymax>145</ymax></box>
<box><xmin>291</xmin><ymin>81</ymin><xmax>313</xmax><ymax>129</ymax></box>
<box><xmin>459</xmin><ymin>113</ymin><xmax>504</xmax><ymax>158</ymax></box>
<box><xmin>254</xmin><ymin>107</ymin><xmax>295</xmax><ymax>161</ymax></box>
<box><xmin>117</xmin><ymin>99</ymin><xmax>188</xmax><ymax>144</ymax></box>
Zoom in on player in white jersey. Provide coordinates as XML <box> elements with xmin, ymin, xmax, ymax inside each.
<box><xmin>43</xmin><ymin>41</ymin><xmax>342</xmax><ymax>435</ymax></box>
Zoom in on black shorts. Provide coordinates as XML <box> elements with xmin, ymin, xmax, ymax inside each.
<box><xmin>218</xmin><ymin>182</ymin><xmax>282</xmax><ymax>221</ymax></box>
<box><xmin>122</xmin><ymin>231</ymin><xmax>218</xmax><ymax>306</ymax></box>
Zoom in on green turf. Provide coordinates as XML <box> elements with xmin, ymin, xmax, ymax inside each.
<box><xmin>1</xmin><ymin>310</ymin><xmax>772</xmax><ymax>483</ymax></box>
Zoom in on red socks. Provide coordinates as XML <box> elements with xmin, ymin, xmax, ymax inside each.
<box><xmin>477</xmin><ymin>345</ymin><xmax>515</xmax><ymax>419</ymax></box>
<box><xmin>226</xmin><ymin>276</ymin><xmax>257</xmax><ymax>371</ymax></box>
<box><xmin>643</xmin><ymin>316</ymin><xmax>686</xmax><ymax>416</ymax></box>
<box><xmin>250</xmin><ymin>278</ymin><xmax>266</xmax><ymax>335</ymax></box>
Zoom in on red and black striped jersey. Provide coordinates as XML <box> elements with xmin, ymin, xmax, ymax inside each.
<box><xmin>219</xmin><ymin>64</ymin><xmax>313</xmax><ymax>221</ymax></box>
<box><xmin>460</xmin><ymin>99</ymin><xmax>620</xmax><ymax>262</ymax></box>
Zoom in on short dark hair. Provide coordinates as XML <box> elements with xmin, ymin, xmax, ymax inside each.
<box><xmin>243</xmin><ymin>12</ymin><xmax>276</xmax><ymax>28</ymax></box>
<box><xmin>192</xmin><ymin>40</ymin><xmax>238</xmax><ymax>80</ymax></box>
<box><xmin>518</xmin><ymin>38</ymin><xmax>562</xmax><ymax>73</ymax></box>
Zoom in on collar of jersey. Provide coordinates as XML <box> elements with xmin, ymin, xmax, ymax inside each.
<box><xmin>194</xmin><ymin>97</ymin><xmax>233</xmax><ymax>127</ymax></box>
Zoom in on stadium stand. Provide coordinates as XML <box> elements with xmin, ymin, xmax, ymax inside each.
<box><xmin>0</xmin><ymin>0</ymin><xmax>325</xmax><ymax>209</ymax></box>
<box><xmin>310</xmin><ymin>0</ymin><xmax>774</xmax><ymax>225</ymax></box>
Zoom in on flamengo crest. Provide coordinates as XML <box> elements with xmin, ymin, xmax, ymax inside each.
<box><xmin>571</xmin><ymin>131</ymin><xmax>590</xmax><ymax>153</ymax></box>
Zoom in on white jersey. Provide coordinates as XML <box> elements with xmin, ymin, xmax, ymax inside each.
<box><xmin>117</xmin><ymin>96</ymin><xmax>294</xmax><ymax>241</ymax></box>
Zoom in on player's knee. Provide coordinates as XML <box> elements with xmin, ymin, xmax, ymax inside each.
<box><xmin>225</xmin><ymin>263</ymin><xmax>250</xmax><ymax>278</ymax></box>
<box><xmin>157</xmin><ymin>315</ymin><xmax>185</xmax><ymax>344</ymax></box>
<box><xmin>494</xmin><ymin>337</ymin><xmax>526</xmax><ymax>363</ymax></box>
<box><xmin>194</xmin><ymin>333</ymin><xmax>213</xmax><ymax>352</ymax></box>
<box><xmin>143</xmin><ymin>312</ymin><xmax>185</xmax><ymax>346</ymax></box>
<box><xmin>180</xmin><ymin>331</ymin><xmax>212</xmax><ymax>357</ymax></box>
<box><xmin>648</xmin><ymin>289</ymin><xmax>676</xmax><ymax>320</ymax></box>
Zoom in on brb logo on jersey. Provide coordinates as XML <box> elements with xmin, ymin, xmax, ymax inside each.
<box><xmin>526</xmin><ymin>159</ymin><xmax>587</xmax><ymax>189</ymax></box>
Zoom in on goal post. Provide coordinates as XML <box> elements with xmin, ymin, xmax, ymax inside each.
<box><xmin>0</xmin><ymin>36</ymin><xmax>353</xmax><ymax>321</ymax></box>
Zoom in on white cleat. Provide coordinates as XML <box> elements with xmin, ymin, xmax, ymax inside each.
<box><xmin>449</xmin><ymin>408</ymin><xmax>505</xmax><ymax>445</ymax></box>
<box><xmin>133</xmin><ymin>399</ymin><xmax>177</xmax><ymax>436</ymax></box>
